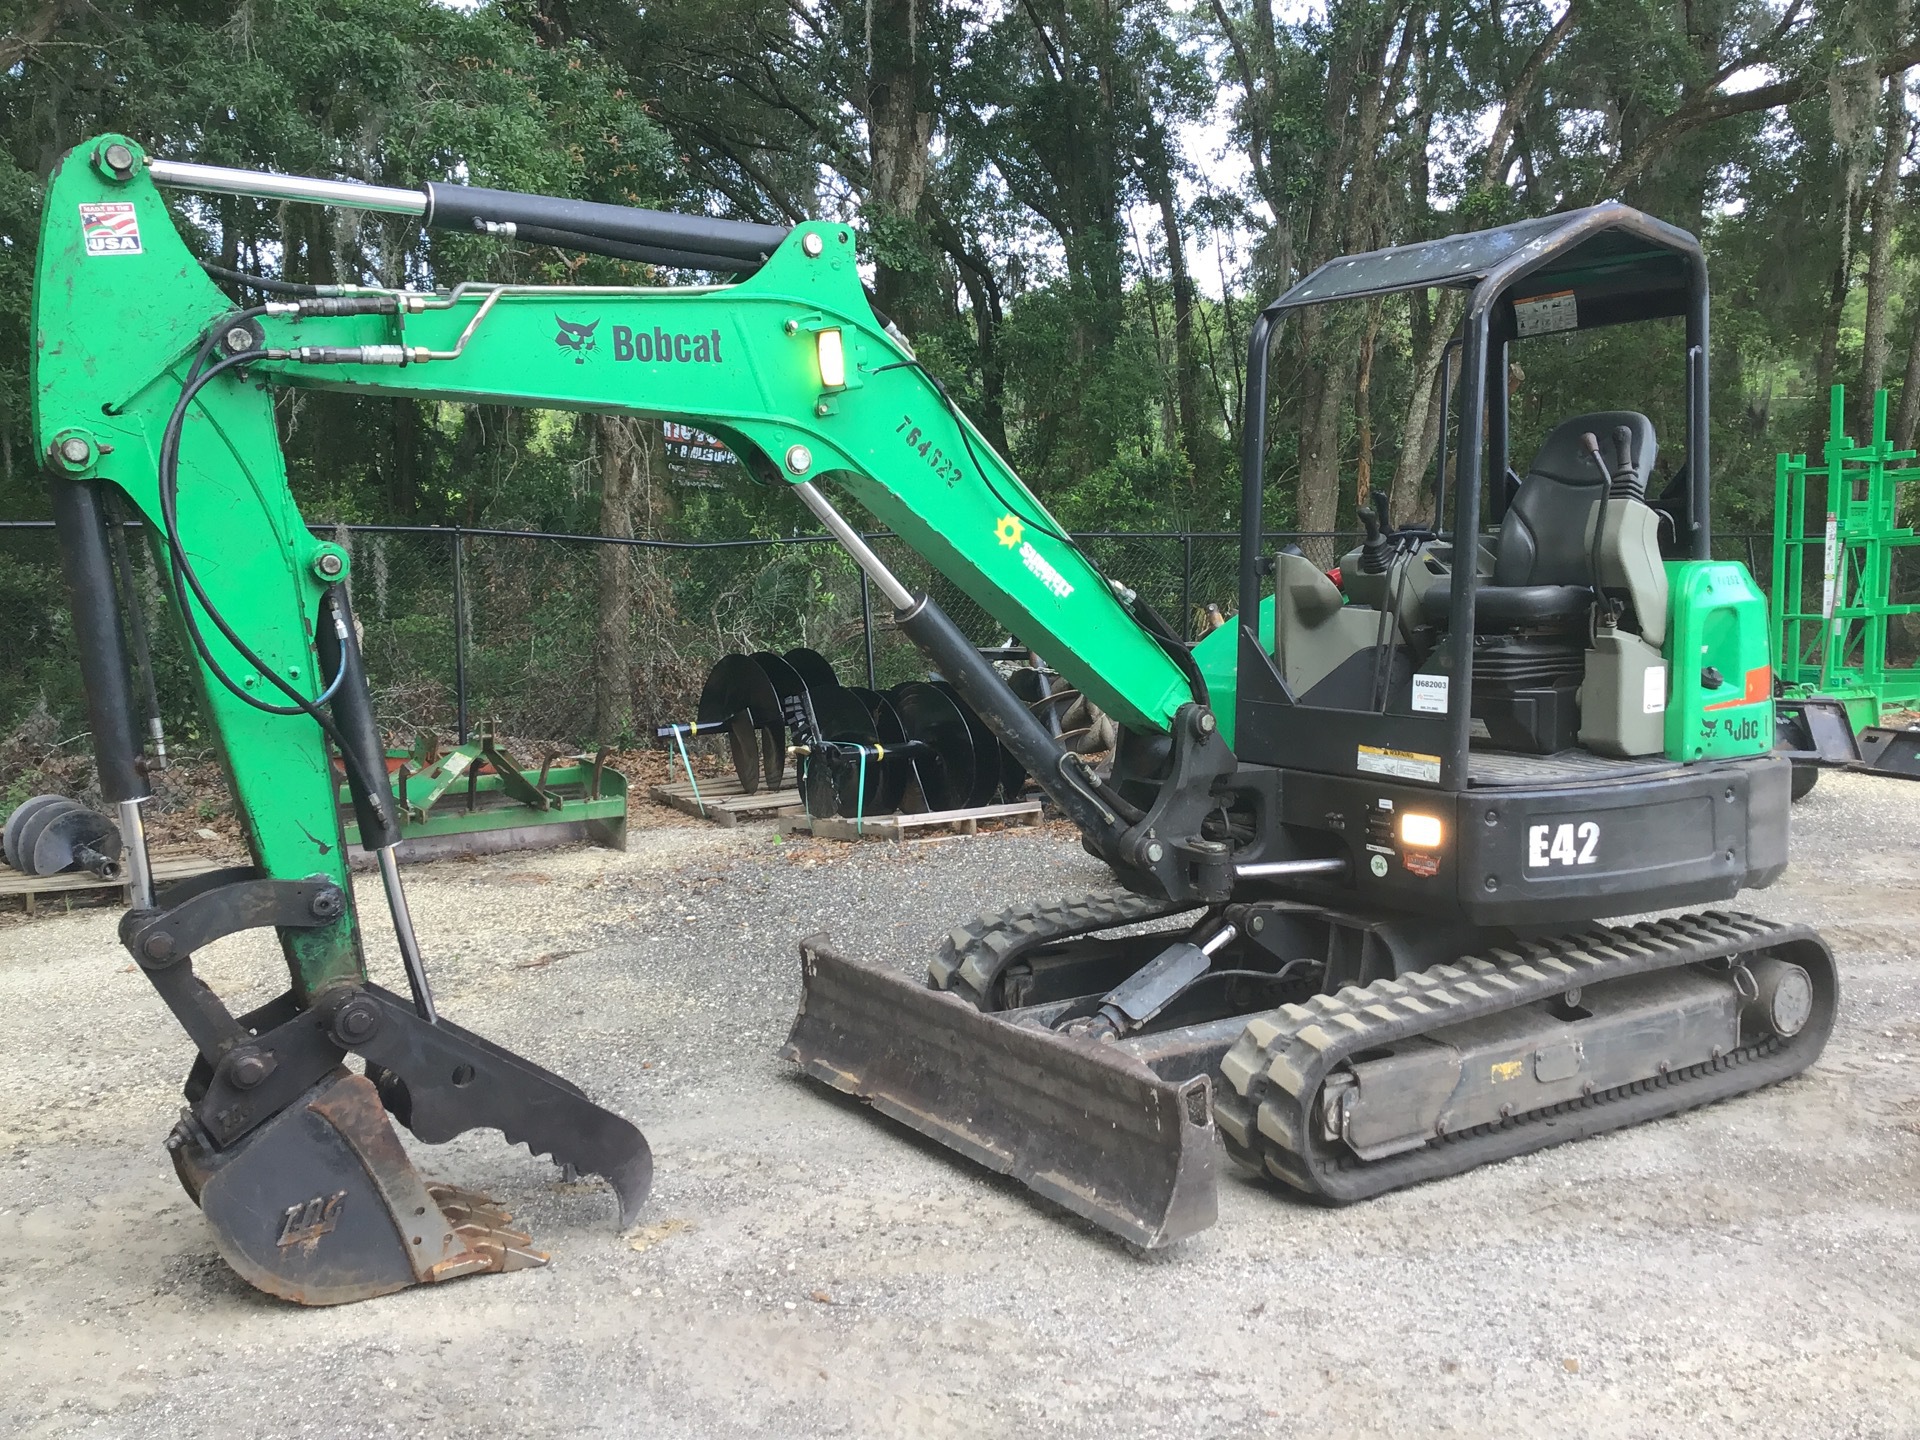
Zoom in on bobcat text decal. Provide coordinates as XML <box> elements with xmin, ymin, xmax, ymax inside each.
<box><xmin>612</xmin><ymin>326</ymin><xmax>724</xmax><ymax>363</ymax></box>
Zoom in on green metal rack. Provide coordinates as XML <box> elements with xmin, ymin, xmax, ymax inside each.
<box><xmin>1772</xmin><ymin>385</ymin><xmax>1920</xmax><ymax>730</ymax></box>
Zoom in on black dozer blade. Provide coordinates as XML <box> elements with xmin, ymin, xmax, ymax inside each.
<box><xmin>782</xmin><ymin>938</ymin><xmax>1217</xmax><ymax>1249</ymax></box>
<box><xmin>172</xmin><ymin>1070</ymin><xmax>548</xmax><ymax>1306</ymax></box>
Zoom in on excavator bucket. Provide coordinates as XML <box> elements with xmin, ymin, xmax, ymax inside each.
<box><xmin>782</xmin><ymin>939</ymin><xmax>1217</xmax><ymax>1248</ymax></box>
<box><xmin>170</xmin><ymin>1071</ymin><xmax>547</xmax><ymax>1306</ymax></box>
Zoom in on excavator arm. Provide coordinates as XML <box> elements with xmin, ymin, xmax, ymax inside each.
<box><xmin>29</xmin><ymin>136</ymin><xmax>1231</xmax><ymax>1300</ymax></box>
<box><xmin>40</xmin><ymin>136</ymin><xmax>1230</xmax><ymax>889</ymax></box>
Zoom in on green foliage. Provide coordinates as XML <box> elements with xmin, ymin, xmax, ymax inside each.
<box><xmin>1</xmin><ymin>0</ymin><xmax>1915</xmax><ymax>744</ymax></box>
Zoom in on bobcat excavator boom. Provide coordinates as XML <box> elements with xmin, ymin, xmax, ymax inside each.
<box><xmin>32</xmin><ymin>135</ymin><xmax>1210</xmax><ymax>1300</ymax></box>
<box><xmin>34</xmin><ymin>136</ymin><xmax>1834</xmax><ymax>1293</ymax></box>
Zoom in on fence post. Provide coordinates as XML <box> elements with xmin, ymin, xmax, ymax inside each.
<box><xmin>1181</xmin><ymin>534</ymin><xmax>1194</xmax><ymax>641</ymax></box>
<box><xmin>859</xmin><ymin>566</ymin><xmax>877</xmax><ymax>688</ymax></box>
<box><xmin>450</xmin><ymin>526</ymin><xmax>469</xmax><ymax>743</ymax></box>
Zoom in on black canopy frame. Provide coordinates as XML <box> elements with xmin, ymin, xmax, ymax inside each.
<box><xmin>1233</xmin><ymin>203</ymin><xmax>1712</xmax><ymax>791</ymax></box>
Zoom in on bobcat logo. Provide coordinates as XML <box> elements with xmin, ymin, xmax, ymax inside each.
<box><xmin>554</xmin><ymin>315</ymin><xmax>600</xmax><ymax>361</ymax></box>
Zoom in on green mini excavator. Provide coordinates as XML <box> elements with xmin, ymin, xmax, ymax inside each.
<box><xmin>32</xmin><ymin>135</ymin><xmax>1833</xmax><ymax>1301</ymax></box>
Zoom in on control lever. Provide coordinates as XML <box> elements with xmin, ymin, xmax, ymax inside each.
<box><xmin>1581</xmin><ymin>430</ymin><xmax>1615</xmax><ymax>486</ymax></box>
<box><xmin>1358</xmin><ymin>501</ymin><xmax>1392</xmax><ymax>575</ymax></box>
<box><xmin>1612</xmin><ymin>424</ymin><xmax>1638</xmax><ymax>496</ymax></box>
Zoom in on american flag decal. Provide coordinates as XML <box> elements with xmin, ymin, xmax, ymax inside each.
<box><xmin>78</xmin><ymin>202</ymin><xmax>142</xmax><ymax>256</ymax></box>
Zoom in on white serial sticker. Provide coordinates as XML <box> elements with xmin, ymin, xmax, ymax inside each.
<box><xmin>1642</xmin><ymin>664</ymin><xmax>1668</xmax><ymax>715</ymax></box>
<box><xmin>1514</xmin><ymin>289</ymin><xmax>1577</xmax><ymax>336</ymax></box>
<box><xmin>1356</xmin><ymin>744</ymin><xmax>1441</xmax><ymax>785</ymax></box>
<box><xmin>1411</xmin><ymin>673</ymin><xmax>1450</xmax><ymax>714</ymax></box>
<box><xmin>1019</xmin><ymin>541</ymin><xmax>1073</xmax><ymax>599</ymax></box>
<box><xmin>79</xmin><ymin>201</ymin><xmax>142</xmax><ymax>256</ymax></box>
<box><xmin>1527</xmin><ymin>821</ymin><xmax>1600</xmax><ymax>868</ymax></box>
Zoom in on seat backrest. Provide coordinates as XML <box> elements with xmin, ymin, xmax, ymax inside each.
<box><xmin>1493</xmin><ymin>411</ymin><xmax>1658</xmax><ymax>587</ymax></box>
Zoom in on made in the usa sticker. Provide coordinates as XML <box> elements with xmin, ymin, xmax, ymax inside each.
<box><xmin>79</xmin><ymin>202</ymin><xmax>142</xmax><ymax>256</ymax></box>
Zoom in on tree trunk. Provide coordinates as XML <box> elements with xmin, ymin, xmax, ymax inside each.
<box><xmin>929</xmin><ymin>203</ymin><xmax>1010</xmax><ymax>453</ymax></box>
<box><xmin>1144</xmin><ymin>124</ymin><xmax>1206</xmax><ymax>482</ymax></box>
<box><xmin>1811</xmin><ymin>171</ymin><xmax>1864</xmax><ymax>406</ymax></box>
<box><xmin>592</xmin><ymin>414</ymin><xmax>639</xmax><ymax>743</ymax></box>
<box><xmin>1897</xmin><ymin>302</ymin><xmax>1920</xmax><ymax>453</ymax></box>
<box><xmin>1354</xmin><ymin>298</ymin><xmax>1383</xmax><ymax>511</ymax></box>
<box><xmin>865</xmin><ymin>0</ymin><xmax>935</xmax><ymax>320</ymax></box>
<box><xmin>1297</xmin><ymin>351</ymin><xmax>1350</xmax><ymax>566</ymax></box>
<box><xmin>1389</xmin><ymin>290</ymin><xmax>1464</xmax><ymax>528</ymax></box>
<box><xmin>1861</xmin><ymin>64</ymin><xmax>1913</xmax><ymax>413</ymax></box>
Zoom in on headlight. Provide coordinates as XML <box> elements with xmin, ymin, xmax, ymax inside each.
<box><xmin>816</xmin><ymin>327</ymin><xmax>846</xmax><ymax>389</ymax></box>
<box><xmin>1399</xmin><ymin>812</ymin><xmax>1443</xmax><ymax>848</ymax></box>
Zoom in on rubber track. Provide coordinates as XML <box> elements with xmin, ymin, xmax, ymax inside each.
<box><xmin>1212</xmin><ymin>909</ymin><xmax>1837</xmax><ymax>1204</ymax></box>
<box><xmin>927</xmin><ymin>887</ymin><xmax>1194</xmax><ymax>1009</ymax></box>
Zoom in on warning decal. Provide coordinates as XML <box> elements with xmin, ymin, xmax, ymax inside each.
<box><xmin>1513</xmin><ymin>288</ymin><xmax>1576</xmax><ymax>337</ymax></box>
<box><xmin>79</xmin><ymin>202</ymin><xmax>142</xmax><ymax>256</ymax></box>
<box><xmin>1356</xmin><ymin>744</ymin><xmax>1442</xmax><ymax>785</ymax></box>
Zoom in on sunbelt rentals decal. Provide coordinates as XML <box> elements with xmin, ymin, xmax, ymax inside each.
<box><xmin>996</xmin><ymin>514</ymin><xmax>1073</xmax><ymax>599</ymax></box>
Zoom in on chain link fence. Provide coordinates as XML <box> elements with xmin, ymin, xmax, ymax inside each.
<box><xmin>0</xmin><ymin>520</ymin><xmax>1775</xmax><ymax>751</ymax></box>
<box><xmin>324</xmin><ymin>524</ymin><xmax>1306</xmax><ymax>743</ymax></box>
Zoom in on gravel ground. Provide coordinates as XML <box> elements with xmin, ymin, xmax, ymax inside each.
<box><xmin>1</xmin><ymin>773</ymin><xmax>1918</xmax><ymax>1439</ymax></box>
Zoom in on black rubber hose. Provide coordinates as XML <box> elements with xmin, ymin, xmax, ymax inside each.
<box><xmin>199</xmin><ymin>261</ymin><xmax>320</xmax><ymax>297</ymax></box>
<box><xmin>494</xmin><ymin>221</ymin><xmax>761</xmax><ymax>274</ymax></box>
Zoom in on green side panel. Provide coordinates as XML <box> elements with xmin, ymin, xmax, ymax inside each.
<box><xmin>31</xmin><ymin>137</ymin><xmax>360</xmax><ymax>996</ymax></box>
<box><xmin>1663</xmin><ymin>560</ymin><xmax>1773</xmax><ymax>761</ymax></box>
<box><xmin>1191</xmin><ymin>599</ymin><xmax>1273</xmax><ymax>751</ymax></box>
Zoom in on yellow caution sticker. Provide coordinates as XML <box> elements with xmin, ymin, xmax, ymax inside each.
<box><xmin>1490</xmin><ymin>1059</ymin><xmax>1524</xmax><ymax>1083</ymax></box>
<box><xmin>1356</xmin><ymin>744</ymin><xmax>1441</xmax><ymax>785</ymax></box>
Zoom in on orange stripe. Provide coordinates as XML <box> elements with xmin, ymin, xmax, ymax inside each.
<box><xmin>1704</xmin><ymin>664</ymin><xmax>1771</xmax><ymax>711</ymax></box>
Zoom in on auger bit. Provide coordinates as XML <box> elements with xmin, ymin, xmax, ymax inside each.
<box><xmin>124</xmin><ymin>870</ymin><xmax>651</xmax><ymax>1306</ymax></box>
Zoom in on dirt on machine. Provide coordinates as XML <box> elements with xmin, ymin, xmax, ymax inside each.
<box><xmin>33</xmin><ymin>132</ymin><xmax>1834</xmax><ymax>1304</ymax></box>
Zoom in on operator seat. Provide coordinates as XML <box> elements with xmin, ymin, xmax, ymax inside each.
<box><xmin>1415</xmin><ymin>411</ymin><xmax>1670</xmax><ymax>756</ymax></box>
<box><xmin>1420</xmin><ymin>410</ymin><xmax>1660</xmax><ymax>632</ymax></box>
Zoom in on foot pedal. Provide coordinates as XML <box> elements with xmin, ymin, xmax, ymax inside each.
<box><xmin>175</xmin><ymin>1070</ymin><xmax>549</xmax><ymax>1305</ymax></box>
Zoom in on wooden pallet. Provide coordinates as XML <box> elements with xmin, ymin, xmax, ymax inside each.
<box><xmin>0</xmin><ymin>854</ymin><xmax>231</xmax><ymax>916</ymax></box>
<box><xmin>787</xmin><ymin>799</ymin><xmax>1043</xmax><ymax>843</ymax></box>
<box><xmin>645</xmin><ymin>773</ymin><xmax>805</xmax><ymax>828</ymax></box>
